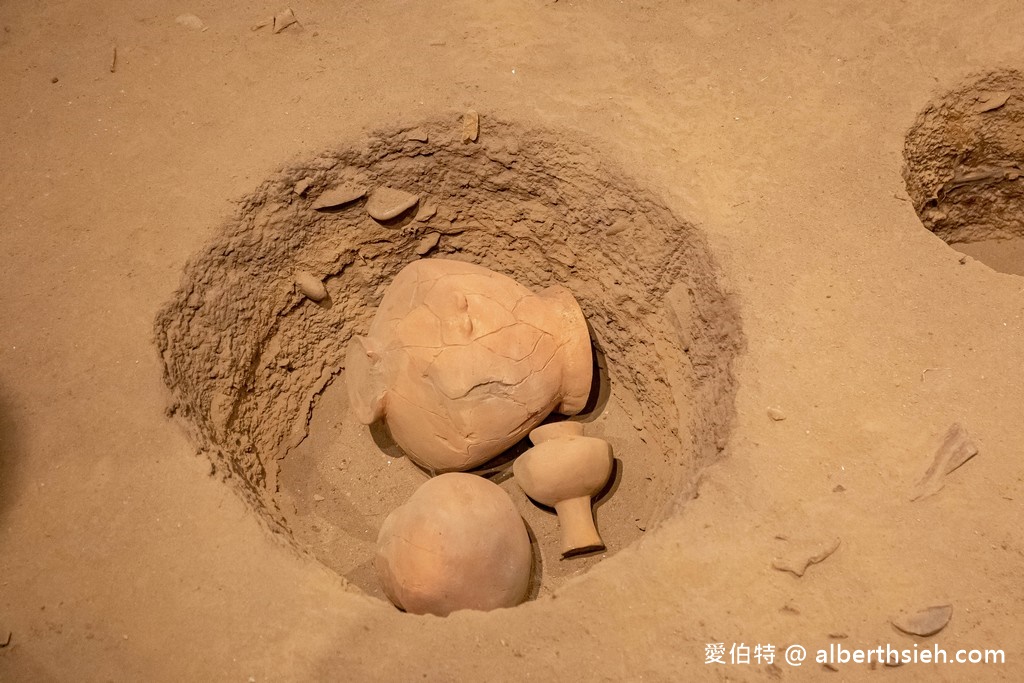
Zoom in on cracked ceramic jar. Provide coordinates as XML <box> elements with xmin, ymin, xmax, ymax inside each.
<box><xmin>346</xmin><ymin>258</ymin><xmax>592</xmax><ymax>472</ymax></box>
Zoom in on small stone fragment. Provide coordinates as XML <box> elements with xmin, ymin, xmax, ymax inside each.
<box><xmin>312</xmin><ymin>494</ymin><xmax>325</xmax><ymax>502</ymax></box>
<box><xmin>251</xmin><ymin>18</ymin><xmax>272</xmax><ymax>31</ymax></box>
<box><xmin>50</xmin><ymin>76</ymin><xmax>58</xmax><ymax>84</ymax></box>
<box><xmin>406</xmin><ymin>128</ymin><xmax>429</xmax><ymax>142</ymax></box>
<box><xmin>414</xmin><ymin>203</ymin><xmax>437</xmax><ymax>222</ymax></box>
<box><xmin>767</xmin><ymin>406</ymin><xmax>787</xmax><ymax>421</ymax></box>
<box><xmin>294</xmin><ymin>270</ymin><xmax>328</xmax><ymax>302</ymax></box>
<box><xmin>606</xmin><ymin>218</ymin><xmax>630</xmax><ymax>236</ymax></box>
<box><xmin>892</xmin><ymin>605</ymin><xmax>953</xmax><ymax>637</ymax></box>
<box><xmin>293</xmin><ymin>178</ymin><xmax>312</xmax><ymax>196</ymax></box>
<box><xmin>273</xmin><ymin>8</ymin><xmax>298</xmax><ymax>33</ymax></box>
<box><xmin>462</xmin><ymin>110</ymin><xmax>479</xmax><ymax>143</ymax></box>
<box><xmin>366</xmin><ymin>187</ymin><xmax>419</xmax><ymax>221</ymax></box>
<box><xmin>550</xmin><ymin>245</ymin><xmax>577</xmax><ymax>268</ymax></box>
<box><xmin>415</xmin><ymin>233</ymin><xmax>440</xmax><ymax>256</ymax></box>
<box><xmin>772</xmin><ymin>537</ymin><xmax>841</xmax><ymax>577</ymax></box>
<box><xmin>312</xmin><ymin>185</ymin><xmax>365</xmax><ymax>210</ymax></box>
<box><xmin>175</xmin><ymin>14</ymin><xmax>207</xmax><ymax>31</ymax></box>
<box><xmin>910</xmin><ymin>423</ymin><xmax>978</xmax><ymax>501</ymax></box>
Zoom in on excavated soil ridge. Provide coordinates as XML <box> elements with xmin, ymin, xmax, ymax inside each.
<box><xmin>154</xmin><ymin>115</ymin><xmax>742</xmax><ymax>599</ymax></box>
<box><xmin>905</xmin><ymin>69</ymin><xmax>1024</xmax><ymax>276</ymax></box>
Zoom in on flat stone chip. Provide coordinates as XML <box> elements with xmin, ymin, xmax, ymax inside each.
<box><xmin>463</xmin><ymin>110</ymin><xmax>480</xmax><ymax>143</ymax></box>
<box><xmin>892</xmin><ymin>605</ymin><xmax>953</xmax><ymax>637</ymax></box>
<box><xmin>771</xmin><ymin>537</ymin><xmax>841</xmax><ymax>577</ymax></box>
<box><xmin>366</xmin><ymin>187</ymin><xmax>419</xmax><ymax>221</ymax></box>
<box><xmin>406</xmin><ymin>128</ymin><xmax>429</xmax><ymax>142</ymax></box>
<box><xmin>311</xmin><ymin>185</ymin><xmax>366</xmax><ymax>210</ymax></box>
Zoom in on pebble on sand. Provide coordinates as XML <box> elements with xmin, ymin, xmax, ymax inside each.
<box><xmin>462</xmin><ymin>110</ymin><xmax>479</xmax><ymax>143</ymax></box>
<box><xmin>366</xmin><ymin>187</ymin><xmax>419</xmax><ymax>221</ymax></box>
<box><xmin>767</xmin><ymin>407</ymin><xmax>787</xmax><ymax>421</ymax></box>
<box><xmin>294</xmin><ymin>270</ymin><xmax>328</xmax><ymax>302</ymax></box>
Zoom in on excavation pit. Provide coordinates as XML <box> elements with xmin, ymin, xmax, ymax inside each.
<box><xmin>905</xmin><ymin>69</ymin><xmax>1024</xmax><ymax>276</ymax></box>
<box><xmin>154</xmin><ymin>115</ymin><xmax>742</xmax><ymax>606</ymax></box>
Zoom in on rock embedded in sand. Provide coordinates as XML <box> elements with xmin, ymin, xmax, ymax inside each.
<box><xmin>414</xmin><ymin>232</ymin><xmax>440</xmax><ymax>255</ymax></box>
<box><xmin>293</xmin><ymin>178</ymin><xmax>312</xmax><ymax>196</ymax></box>
<box><xmin>311</xmin><ymin>184</ymin><xmax>365</xmax><ymax>210</ymax></box>
<box><xmin>366</xmin><ymin>187</ymin><xmax>419</xmax><ymax>221</ymax></box>
<box><xmin>294</xmin><ymin>270</ymin><xmax>328</xmax><ymax>302</ymax></box>
<box><xmin>606</xmin><ymin>218</ymin><xmax>630</xmax><ymax>236</ymax></box>
<box><xmin>405</xmin><ymin>128</ymin><xmax>429</xmax><ymax>142</ymax></box>
<box><xmin>375</xmin><ymin>473</ymin><xmax>532</xmax><ymax>616</ymax></box>
<box><xmin>892</xmin><ymin>605</ymin><xmax>953</xmax><ymax>637</ymax></box>
<box><xmin>767</xmin><ymin>406</ymin><xmax>787</xmax><ymax>421</ymax></box>
<box><xmin>462</xmin><ymin>110</ymin><xmax>480</xmax><ymax>143</ymax></box>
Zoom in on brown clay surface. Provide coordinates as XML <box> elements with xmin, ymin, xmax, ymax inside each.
<box><xmin>2</xmin><ymin>1</ymin><xmax>1023</xmax><ymax>681</ymax></box>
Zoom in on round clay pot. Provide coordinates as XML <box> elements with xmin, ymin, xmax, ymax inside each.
<box><xmin>375</xmin><ymin>473</ymin><xmax>533</xmax><ymax>616</ymax></box>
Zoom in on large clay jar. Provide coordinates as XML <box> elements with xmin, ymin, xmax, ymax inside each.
<box><xmin>347</xmin><ymin>259</ymin><xmax>592</xmax><ymax>472</ymax></box>
<box><xmin>375</xmin><ymin>473</ymin><xmax>533</xmax><ymax>616</ymax></box>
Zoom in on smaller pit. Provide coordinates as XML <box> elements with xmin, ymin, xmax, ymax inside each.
<box><xmin>904</xmin><ymin>69</ymin><xmax>1024</xmax><ymax>276</ymax></box>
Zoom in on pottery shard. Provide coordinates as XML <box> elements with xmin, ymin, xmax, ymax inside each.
<box><xmin>273</xmin><ymin>8</ymin><xmax>298</xmax><ymax>33</ymax></box>
<box><xmin>910</xmin><ymin>423</ymin><xmax>978</xmax><ymax>502</ymax></box>
<box><xmin>771</xmin><ymin>537</ymin><xmax>841</xmax><ymax>577</ymax></box>
<box><xmin>312</xmin><ymin>185</ymin><xmax>365</xmax><ymax>210</ymax></box>
<box><xmin>366</xmin><ymin>187</ymin><xmax>419</xmax><ymax>221</ymax></box>
<box><xmin>294</xmin><ymin>270</ymin><xmax>327</xmax><ymax>302</ymax></box>
<box><xmin>892</xmin><ymin>605</ymin><xmax>953</xmax><ymax>637</ymax></box>
<box><xmin>462</xmin><ymin>110</ymin><xmax>480</xmax><ymax>143</ymax></box>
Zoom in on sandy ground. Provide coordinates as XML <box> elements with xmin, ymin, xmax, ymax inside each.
<box><xmin>1</xmin><ymin>0</ymin><xmax>1023</xmax><ymax>680</ymax></box>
